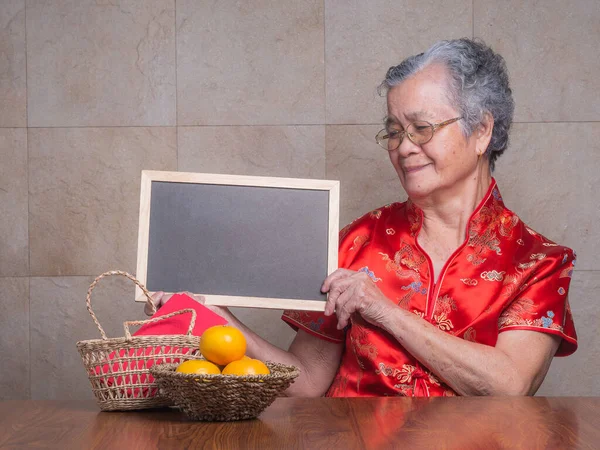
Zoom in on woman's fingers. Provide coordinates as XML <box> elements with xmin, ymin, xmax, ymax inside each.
<box><xmin>325</xmin><ymin>271</ymin><xmax>393</xmax><ymax>329</ymax></box>
<box><xmin>324</xmin><ymin>275</ymin><xmax>355</xmax><ymax>316</ymax></box>
<box><xmin>321</xmin><ymin>268</ymin><xmax>355</xmax><ymax>293</ymax></box>
<box><xmin>333</xmin><ymin>287</ymin><xmax>357</xmax><ymax>330</ymax></box>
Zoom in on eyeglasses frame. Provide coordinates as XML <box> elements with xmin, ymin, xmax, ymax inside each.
<box><xmin>375</xmin><ymin>116</ymin><xmax>463</xmax><ymax>151</ymax></box>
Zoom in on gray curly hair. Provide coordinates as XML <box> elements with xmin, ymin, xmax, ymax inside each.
<box><xmin>379</xmin><ymin>38</ymin><xmax>514</xmax><ymax>171</ymax></box>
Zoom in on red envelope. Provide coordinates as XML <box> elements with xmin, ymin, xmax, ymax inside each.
<box><xmin>134</xmin><ymin>293</ymin><xmax>227</xmax><ymax>336</ymax></box>
<box><xmin>95</xmin><ymin>294</ymin><xmax>227</xmax><ymax>399</ymax></box>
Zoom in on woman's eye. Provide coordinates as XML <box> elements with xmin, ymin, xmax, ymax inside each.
<box><xmin>388</xmin><ymin>130</ymin><xmax>401</xmax><ymax>138</ymax></box>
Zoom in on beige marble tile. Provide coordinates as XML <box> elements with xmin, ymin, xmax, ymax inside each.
<box><xmin>537</xmin><ymin>271</ymin><xmax>600</xmax><ymax>396</ymax></box>
<box><xmin>0</xmin><ymin>129</ymin><xmax>28</xmax><ymax>276</ymax></box>
<box><xmin>29</xmin><ymin>276</ymin><xmax>148</xmax><ymax>400</ymax></box>
<box><xmin>0</xmin><ymin>277</ymin><xmax>29</xmax><ymax>399</ymax></box>
<box><xmin>178</xmin><ymin>126</ymin><xmax>325</xmax><ymax>178</ymax></box>
<box><xmin>494</xmin><ymin>123</ymin><xmax>600</xmax><ymax>271</ymax></box>
<box><xmin>325</xmin><ymin>0</ymin><xmax>472</xmax><ymax>124</ymax></box>
<box><xmin>230</xmin><ymin>308</ymin><xmax>296</xmax><ymax>351</ymax></box>
<box><xmin>475</xmin><ymin>0</ymin><xmax>600</xmax><ymax>122</ymax></box>
<box><xmin>177</xmin><ymin>0</ymin><xmax>324</xmax><ymax>125</ymax></box>
<box><xmin>26</xmin><ymin>0</ymin><xmax>176</xmax><ymax>127</ymax></box>
<box><xmin>326</xmin><ymin>125</ymin><xmax>406</xmax><ymax>227</ymax></box>
<box><xmin>0</xmin><ymin>0</ymin><xmax>26</xmax><ymax>127</ymax></box>
<box><xmin>29</xmin><ymin>127</ymin><xmax>177</xmax><ymax>276</ymax></box>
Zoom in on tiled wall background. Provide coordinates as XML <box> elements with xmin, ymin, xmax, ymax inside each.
<box><xmin>0</xmin><ymin>0</ymin><xmax>598</xmax><ymax>400</ymax></box>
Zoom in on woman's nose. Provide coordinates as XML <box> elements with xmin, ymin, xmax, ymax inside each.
<box><xmin>396</xmin><ymin>134</ymin><xmax>421</xmax><ymax>157</ymax></box>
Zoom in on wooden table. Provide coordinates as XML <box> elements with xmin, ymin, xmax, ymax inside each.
<box><xmin>0</xmin><ymin>397</ymin><xmax>598</xmax><ymax>449</ymax></box>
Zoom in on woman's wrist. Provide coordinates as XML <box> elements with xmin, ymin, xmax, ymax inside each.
<box><xmin>379</xmin><ymin>304</ymin><xmax>411</xmax><ymax>338</ymax></box>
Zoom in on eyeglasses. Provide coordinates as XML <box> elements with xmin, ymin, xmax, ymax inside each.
<box><xmin>375</xmin><ymin>117</ymin><xmax>462</xmax><ymax>151</ymax></box>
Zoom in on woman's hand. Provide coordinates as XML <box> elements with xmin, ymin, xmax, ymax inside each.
<box><xmin>144</xmin><ymin>291</ymin><xmax>232</xmax><ymax>322</ymax></box>
<box><xmin>322</xmin><ymin>269</ymin><xmax>397</xmax><ymax>330</ymax></box>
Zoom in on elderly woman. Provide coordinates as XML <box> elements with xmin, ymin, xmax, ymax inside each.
<box><xmin>152</xmin><ymin>38</ymin><xmax>577</xmax><ymax>397</ymax></box>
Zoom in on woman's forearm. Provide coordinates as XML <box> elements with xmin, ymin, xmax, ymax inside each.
<box><xmin>217</xmin><ymin>310</ymin><xmax>339</xmax><ymax>397</ymax></box>
<box><xmin>380</xmin><ymin>307</ymin><xmax>527</xmax><ymax>396</ymax></box>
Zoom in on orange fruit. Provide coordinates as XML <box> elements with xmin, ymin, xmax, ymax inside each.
<box><xmin>222</xmin><ymin>358</ymin><xmax>270</xmax><ymax>376</ymax></box>
<box><xmin>200</xmin><ymin>325</ymin><xmax>247</xmax><ymax>366</ymax></box>
<box><xmin>175</xmin><ymin>359</ymin><xmax>221</xmax><ymax>375</ymax></box>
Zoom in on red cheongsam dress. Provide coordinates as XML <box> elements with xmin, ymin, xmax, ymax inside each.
<box><xmin>282</xmin><ymin>179</ymin><xmax>577</xmax><ymax>397</ymax></box>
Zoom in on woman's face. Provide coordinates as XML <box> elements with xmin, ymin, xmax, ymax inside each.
<box><xmin>386</xmin><ymin>63</ymin><xmax>480</xmax><ymax>200</ymax></box>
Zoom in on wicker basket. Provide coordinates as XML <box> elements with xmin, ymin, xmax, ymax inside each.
<box><xmin>76</xmin><ymin>270</ymin><xmax>202</xmax><ymax>411</ymax></box>
<box><xmin>150</xmin><ymin>362</ymin><xmax>300</xmax><ymax>421</ymax></box>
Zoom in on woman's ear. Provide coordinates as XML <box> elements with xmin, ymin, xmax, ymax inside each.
<box><xmin>477</xmin><ymin>112</ymin><xmax>494</xmax><ymax>150</ymax></box>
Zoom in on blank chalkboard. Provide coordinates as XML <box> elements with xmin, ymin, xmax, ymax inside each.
<box><xmin>135</xmin><ymin>171</ymin><xmax>339</xmax><ymax>311</ymax></box>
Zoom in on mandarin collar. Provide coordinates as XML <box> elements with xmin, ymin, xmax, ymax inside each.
<box><xmin>405</xmin><ymin>178</ymin><xmax>504</xmax><ymax>237</ymax></box>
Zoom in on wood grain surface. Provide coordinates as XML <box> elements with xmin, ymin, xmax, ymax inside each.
<box><xmin>0</xmin><ymin>397</ymin><xmax>597</xmax><ymax>449</ymax></box>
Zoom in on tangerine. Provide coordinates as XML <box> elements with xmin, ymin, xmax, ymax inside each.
<box><xmin>175</xmin><ymin>359</ymin><xmax>221</xmax><ymax>375</ymax></box>
<box><xmin>200</xmin><ymin>325</ymin><xmax>247</xmax><ymax>366</ymax></box>
<box><xmin>222</xmin><ymin>358</ymin><xmax>270</xmax><ymax>376</ymax></box>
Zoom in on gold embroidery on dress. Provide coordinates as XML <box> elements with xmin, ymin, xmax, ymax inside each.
<box><xmin>503</xmin><ymin>251</ymin><xmax>547</xmax><ymax>298</ymax></box>
<box><xmin>376</xmin><ymin>363</ymin><xmax>415</xmax><ymax>384</ymax></box>
<box><xmin>498</xmin><ymin>297</ymin><xmax>551</xmax><ymax>330</ymax></box>
<box><xmin>396</xmin><ymin>291</ymin><xmax>412</xmax><ymax>310</ymax></box>
<box><xmin>379</xmin><ymin>243</ymin><xmax>427</xmax><ymax>310</ymax></box>
<box><xmin>428</xmin><ymin>372</ymin><xmax>441</xmax><ymax>386</ymax></box>
<box><xmin>530</xmin><ymin>253</ymin><xmax>546</xmax><ymax>260</ymax></box>
<box><xmin>465</xmin><ymin>192</ymin><xmax>520</xmax><ymax>266</ymax></box>
<box><xmin>503</xmin><ymin>297</ymin><xmax>536</xmax><ymax>315</ymax></box>
<box><xmin>379</xmin><ymin>240</ymin><xmax>425</xmax><ymax>277</ymax></box>
<box><xmin>377</xmin><ymin>363</ymin><xmax>440</xmax><ymax>394</ymax></box>
<box><xmin>406</xmin><ymin>201</ymin><xmax>421</xmax><ymax>237</ymax></box>
<box><xmin>499</xmin><ymin>214</ymin><xmax>519</xmax><ymax>238</ymax></box>
<box><xmin>460</xmin><ymin>278</ymin><xmax>478</xmax><ymax>286</ymax></box>
<box><xmin>432</xmin><ymin>295</ymin><xmax>457</xmax><ymax>331</ymax></box>
<box><xmin>463</xmin><ymin>327</ymin><xmax>477</xmax><ymax>342</ymax></box>
<box><xmin>435</xmin><ymin>315</ymin><xmax>454</xmax><ymax>331</ymax></box>
<box><xmin>481</xmin><ymin>270</ymin><xmax>506</xmax><ymax>282</ymax></box>
<box><xmin>350</xmin><ymin>324</ymin><xmax>378</xmax><ymax>367</ymax></box>
<box><xmin>413</xmin><ymin>310</ymin><xmax>425</xmax><ymax>319</ymax></box>
<box><xmin>466</xmin><ymin>228</ymin><xmax>502</xmax><ymax>265</ymax></box>
<box><xmin>350</xmin><ymin>235</ymin><xmax>369</xmax><ymax>251</ymax></box>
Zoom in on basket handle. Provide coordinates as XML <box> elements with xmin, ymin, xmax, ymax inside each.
<box><xmin>86</xmin><ymin>270</ymin><xmax>157</xmax><ymax>340</ymax></box>
<box><xmin>123</xmin><ymin>308</ymin><xmax>197</xmax><ymax>340</ymax></box>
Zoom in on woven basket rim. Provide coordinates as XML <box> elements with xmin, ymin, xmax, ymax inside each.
<box><xmin>76</xmin><ymin>334</ymin><xmax>200</xmax><ymax>347</ymax></box>
<box><xmin>150</xmin><ymin>362</ymin><xmax>300</xmax><ymax>381</ymax></box>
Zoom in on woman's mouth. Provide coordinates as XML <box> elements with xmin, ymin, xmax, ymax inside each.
<box><xmin>403</xmin><ymin>164</ymin><xmax>430</xmax><ymax>174</ymax></box>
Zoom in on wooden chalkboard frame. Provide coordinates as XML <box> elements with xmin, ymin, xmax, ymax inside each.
<box><xmin>135</xmin><ymin>170</ymin><xmax>339</xmax><ymax>311</ymax></box>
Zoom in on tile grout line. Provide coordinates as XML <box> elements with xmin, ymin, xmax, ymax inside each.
<box><xmin>323</xmin><ymin>0</ymin><xmax>327</xmax><ymax>177</ymax></box>
<box><xmin>2</xmin><ymin>268</ymin><xmax>599</xmax><ymax>281</ymax></box>
<box><xmin>323</xmin><ymin>0</ymin><xmax>327</xmax><ymax>133</ymax></box>
<box><xmin>174</xmin><ymin>0</ymin><xmax>179</xmax><ymax>171</ymax></box>
<box><xmin>25</xmin><ymin>0</ymin><xmax>32</xmax><ymax>400</ymax></box>
<box><xmin>2</xmin><ymin>121</ymin><xmax>600</xmax><ymax>130</ymax></box>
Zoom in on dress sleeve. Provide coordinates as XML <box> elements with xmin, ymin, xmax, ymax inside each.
<box><xmin>281</xmin><ymin>212</ymin><xmax>376</xmax><ymax>343</ymax></box>
<box><xmin>498</xmin><ymin>247</ymin><xmax>577</xmax><ymax>356</ymax></box>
